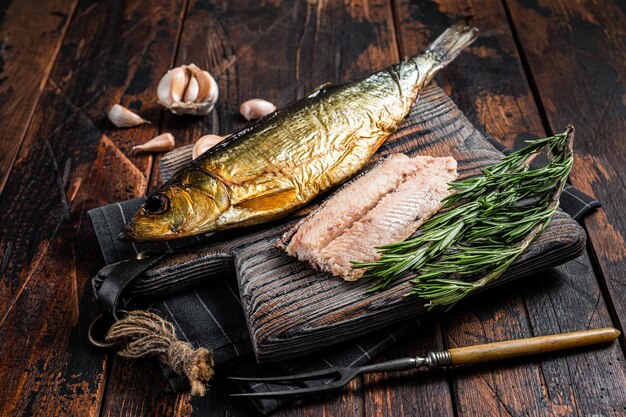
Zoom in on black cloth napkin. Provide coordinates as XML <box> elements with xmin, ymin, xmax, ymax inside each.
<box><xmin>87</xmin><ymin>138</ymin><xmax>599</xmax><ymax>415</ymax></box>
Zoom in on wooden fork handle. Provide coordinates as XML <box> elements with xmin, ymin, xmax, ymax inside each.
<box><xmin>448</xmin><ymin>327</ymin><xmax>620</xmax><ymax>366</ymax></box>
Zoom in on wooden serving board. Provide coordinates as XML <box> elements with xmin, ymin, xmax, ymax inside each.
<box><xmin>227</xmin><ymin>85</ymin><xmax>586</xmax><ymax>362</ymax></box>
<box><xmin>124</xmin><ymin>84</ymin><xmax>585</xmax><ymax>363</ymax></box>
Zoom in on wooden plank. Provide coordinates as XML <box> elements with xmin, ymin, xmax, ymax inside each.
<box><xmin>100</xmin><ymin>359</ymin><xmax>190</xmax><ymax>417</ymax></box>
<box><xmin>0</xmin><ymin>0</ymin><xmax>183</xmax><ymax>324</ymax></box>
<box><xmin>393</xmin><ymin>0</ymin><xmax>626</xmax><ymax>415</ymax></box>
<box><xmin>0</xmin><ymin>0</ymin><xmax>185</xmax><ymax>415</ymax></box>
<box><xmin>0</xmin><ymin>0</ymin><xmax>78</xmax><ymax>195</ymax></box>
<box><xmin>505</xmin><ymin>0</ymin><xmax>626</xmax><ymax>333</ymax></box>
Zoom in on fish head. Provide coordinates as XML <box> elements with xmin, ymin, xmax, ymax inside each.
<box><xmin>120</xmin><ymin>170</ymin><xmax>231</xmax><ymax>241</ymax></box>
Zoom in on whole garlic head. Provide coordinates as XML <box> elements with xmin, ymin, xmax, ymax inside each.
<box><xmin>157</xmin><ymin>64</ymin><xmax>218</xmax><ymax>115</ymax></box>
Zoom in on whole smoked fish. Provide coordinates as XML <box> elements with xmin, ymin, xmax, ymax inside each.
<box><xmin>121</xmin><ymin>23</ymin><xmax>477</xmax><ymax>241</ymax></box>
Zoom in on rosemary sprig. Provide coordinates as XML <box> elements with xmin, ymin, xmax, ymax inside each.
<box><xmin>355</xmin><ymin>126</ymin><xmax>575</xmax><ymax>309</ymax></box>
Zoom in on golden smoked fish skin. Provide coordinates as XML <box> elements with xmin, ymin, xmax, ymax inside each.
<box><xmin>121</xmin><ymin>23</ymin><xmax>477</xmax><ymax>241</ymax></box>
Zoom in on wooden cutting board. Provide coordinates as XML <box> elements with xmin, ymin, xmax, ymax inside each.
<box><xmin>143</xmin><ymin>84</ymin><xmax>586</xmax><ymax>362</ymax></box>
<box><xmin>229</xmin><ymin>85</ymin><xmax>585</xmax><ymax>362</ymax></box>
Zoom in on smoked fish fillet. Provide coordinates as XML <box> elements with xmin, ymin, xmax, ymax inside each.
<box><xmin>278</xmin><ymin>155</ymin><xmax>458</xmax><ymax>280</ymax></box>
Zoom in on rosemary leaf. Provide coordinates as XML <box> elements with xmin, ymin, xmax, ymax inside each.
<box><xmin>357</xmin><ymin>126</ymin><xmax>575</xmax><ymax>309</ymax></box>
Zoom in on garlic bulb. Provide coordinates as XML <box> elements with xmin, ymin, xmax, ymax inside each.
<box><xmin>157</xmin><ymin>64</ymin><xmax>219</xmax><ymax>116</ymax></box>
<box><xmin>108</xmin><ymin>104</ymin><xmax>150</xmax><ymax>128</ymax></box>
<box><xmin>192</xmin><ymin>134</ymin><xmax>225</xmax><ymax>159</ymax></box>
<box><xmin>239</xmin><ymin>98</ymin><xmax>276</xmax><ymax>121</ymax></box>
<box><xmin>133</xmin><ymin>133</ymin><xmax>175</xmax><ymax>153</ymax></box>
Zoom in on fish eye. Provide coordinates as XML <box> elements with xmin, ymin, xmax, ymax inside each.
<box><xmin>144</xmin><ymin>193</ymin><xmax>170</xmax><ymax>215</ymax></box>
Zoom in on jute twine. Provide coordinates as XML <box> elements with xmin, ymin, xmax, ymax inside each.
<box><xmin>105</xmin><ymin>310</ymin><xmax>214</xmax><ymax>396</ymax></box>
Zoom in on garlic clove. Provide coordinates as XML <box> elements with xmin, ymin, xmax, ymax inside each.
<box><xmin>170</xmin><ymin>67</ymin><xmax>188</xmax><ymax>103</ymax></box>
<box><xmin>192</xmin><ymin>134</ymin><xmax>225</xmax><ymax>159</ymax></box>
<box><xmin>133</xmin><ymin>133</ymin><xmax>176</xmax><ymax>153</ymax></box>
<box><xmin>239</xmin><ymin>98</ymin><xmax>276</xmax><ymax>121</ymax></box>
<box><xmin>188</xmin><ymin>64</ymin><xmax>217</xmax><ymax>103</ymax></box>
<box><xmin>184</xmin><ymin>74</ymin><xmax>199</xmax><ymax>103</ymax></box>
<box><xmin>206</xmin><ymin>71</ymin><xmax>219</xmax><ymax>104</ymax></box>
<box><xmin>108</xmin><ymin>104</ymin><xmax>150</xmax><ymax>128</ymax></box>
<box><xmin>157</xmin><ymin>72</ymin><xmax>173</xmax><ymax>107</ymax></box>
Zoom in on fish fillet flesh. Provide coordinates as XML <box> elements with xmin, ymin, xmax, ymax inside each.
<box><xmin>281</xmin><ymin>154</ymin><xmax>426</xmax><ymax>261</ymax></box>
<box><xmin>278</xmin><ymin>155</ymin><xmax>458</xmax><ymax>280</ymax></box>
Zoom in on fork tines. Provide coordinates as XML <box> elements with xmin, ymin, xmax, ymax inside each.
<box><xmin>228</xmin><ymin>367</ymin><xmax>348</xmax><ymax>397</ymax></box>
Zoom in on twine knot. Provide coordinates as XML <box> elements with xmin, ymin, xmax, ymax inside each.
<box><xmin>105</xmin><ymin>310</ymin><xmax>214</xmax><ymax>396</ymax></box>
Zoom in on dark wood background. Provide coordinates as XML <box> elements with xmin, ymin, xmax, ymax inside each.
<box><xmin>0</xmin><ymin>0</ymin><xmax>624</xmax><ymax>416</ymax></box>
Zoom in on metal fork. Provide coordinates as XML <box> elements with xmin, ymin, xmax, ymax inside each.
<box><xmin>229</xmin><ymin>327</ymin><xmax>620</xmax><ymax>398</ymax></box>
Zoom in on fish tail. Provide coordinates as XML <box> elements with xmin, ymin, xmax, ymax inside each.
<box><xmin>416</xmin><ymin>21</ymin><xmax>478</xmax><ymax>85</ymax></box>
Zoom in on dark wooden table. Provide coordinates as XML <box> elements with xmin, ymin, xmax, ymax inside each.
<box><xmin>1</xmin><ymin>1</ymin><xmax>625</xmax><ymax>416</ymax></box>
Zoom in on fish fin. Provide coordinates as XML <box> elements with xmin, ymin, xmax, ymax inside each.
<box><xmin>306</xmin><ymin>82</ymin><xmax>333</xmax><ymax>98</ymax></box>
<box><xmin>419</xmin><ymin>21</ymin><xmax>478</xmax><ymax>83</ymax></box>
<box><xmin>236</xmin><ymin>188</ymin><xmax>299</xmax><ymax>211</ymax></box>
